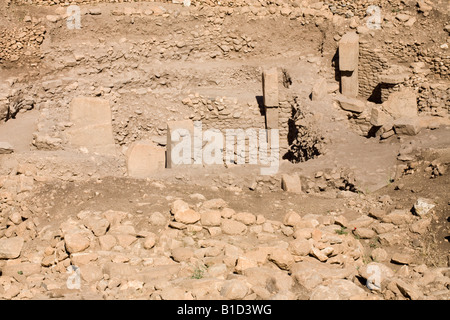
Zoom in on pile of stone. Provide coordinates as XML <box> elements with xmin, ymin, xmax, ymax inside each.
<box><xmin>0</xmin><ymin>24</ymin><xmax>46</xmax><ymax>64</ymax></box>
<box><xmin>1</xmin><ymin>193</ymin><xmax>448</xmax><ymax>300</ymax></box>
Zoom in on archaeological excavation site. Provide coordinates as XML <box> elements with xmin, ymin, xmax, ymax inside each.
<box><xmin>0</xmin><ymin>0</ymin><xmax>449</xmax><ymax>302</ymax></box>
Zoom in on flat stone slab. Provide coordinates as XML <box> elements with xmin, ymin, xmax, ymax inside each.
<box><xmin>0</xmin><ymin>237</ymin><xmax>24</xmax><ymax>259</ymax></box>
<box><xmin>67</xmin><ymin>96</ymin><xmax>116</xmax><ymax>154</ymax></box>
<box><xmin>126</xmin><ymin>140</ymin><xmax>166</xmax><ymax>178</ymax></box>
<box><xmin>382</xmin><ymin>88</ymin><xmax>418</xmax><ymax>119</ymax></box>
<box><xmin>0</xmin><ymin>142</ymin><xmax>14</xmax><ymax>154</ymax></box>
<box><xmin>334</xmin><ymin>95</ymin><xmax>366</xmax><ymax>113</ymax></box>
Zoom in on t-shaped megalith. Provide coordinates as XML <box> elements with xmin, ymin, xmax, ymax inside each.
<box><xmin>67</xmin><ymin>96</ymin><xmax>116</xmax><ymax>154</ymax></box>
<box><xmin>262</xmin><ymin>68</ymin><xmax>279</xmax><ymax>108</ymax></box>
<box><xmin>339</xmin><ymin>32</ymin><xmax>359</xmax><ymax>98</ymax></box>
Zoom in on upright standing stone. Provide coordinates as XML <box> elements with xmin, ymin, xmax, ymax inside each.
<box><xmin>67</xmin><ymin>96</ymin><xmax>116</xmax><ymax>154</ymax></box>
<box><xmin>166</xmin><ymin>120</ymin><xmax>194</xmax><ymax>168</ymax></box>
<box><xmin>311</xmin><ymin>78</ymin><xmax>328</xmax><ymax>101</ymax></box>
<box><xmin>262</xmin><ymin>68</ymin><xmax>279</xmax><ymax>130</ymax></box>
<box><xmin>265</xmin><ymin>107</ymin><xmax>279</xmax><ymax>130</ymax></box>
<box><xmin>339</xmin><ymin>32</ymin><xmax>359</xmax><ymax>98</ymax></box>
<box><xmin>262</xmin><ymin>68</ymin><xmax>279</xmax><ymax>108</ymax></box>
<box><xmin>281</xmin><ymin>174</ymin><xmax>302</xmax><ymax>193</ymax></box>
<box><xmin>126</xmin><ymin>140</ymin><xmax>166</xmax><ymax>178</ymax></box>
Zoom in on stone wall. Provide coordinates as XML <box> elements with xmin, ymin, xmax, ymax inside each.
<box><xmin>358</xmin><ymin>40</ymin><xmax>390</xmax><ymax>102</ymax></box>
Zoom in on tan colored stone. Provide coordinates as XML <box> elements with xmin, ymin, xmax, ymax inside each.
<box><xmin>0</xmin><ymin>237</ymin><xmax>24</xmax><ymax>259</ymax></box>
<box><xmin>281</xmin><ymin>174</ymin><xmax>302</xmax><ymax>193</ymax></box>
<box><xmin>339</xmin><ymin>32</ymin><xmax>359</xmax><ymax>72</ymax></box>
<box><xmin>67</xmin><ymin>96</ymin><xmax>115</xmax><ymax>154</ymax></box>
<box><xmin>174</xmin><ymin>209</ymin><xmax>201</xmax><ymax>224</ymax></box>
<box><xmin>310</xmin><ymin>279</ymin><xmax>365</xmax><ymax>300</ymax></box>
<box><xmin>283</xmin><ymin>211</ymin><xmax>302</xmax><ymax>227</ymax></box>
<box><xmin>269</xmin><ymin>248</ymin><xmax>294</xmax><ymax>271</ymax></box>
<box><xmin>83</xmin><ymin>217</ymin><xmax>110</xmax><ymax>237</ymax></box>
<box><xmin>171</xmin><ymin>247</ymin><xmax>194</xmax><ymax>262</ymax></box>
<box><xmin>1</xmin><ymin>262</ymin><xmax>40</xmax><ymax>277</ymax></box>
<box><xmin>382</xmin><ymin>210</ymin><xmax>412</xmax><ymax>225</ymax></box>
<box><xmin>70</xmin><ymin>252</ymin><xmax>98</xmax><ymax>266</ymax></box>
<box><xmin>220</xmin><ymin>279</ymin><xmax>249</xmax><ymax>300</ymax></box>
<box><xmin>200</xmin><ymin>210</ymin><xmax>222</xmax><ymax>226</ymax></box>
<box><xmin>126</xmin><ymin>140</ymin><xmax>166</xmax><ymax>178</ymax></box>
<box><xmin>262</xmin><ymin>68</ymin><xmax>279</xmax><ymax>108</ymax></box>
<box><xmin>311</xmin><ymin>78</ymin><xmax>328</xmax><ymax>101</ymax></box>
<box><xmin>311</xmin><ymin>247</ymin><xmax>328</xmax><ymax>262</ymax></box>
<box><xmin>143</xmin><ymin>233</ymin><xmax>157</xmax><ymax>249</ymax></box>
<box><xmin>79</xmin><ymin>264</ymin><xmax>103</xmax><ymax>283</ymax></box>
<box><xmin>64</xmin><ymin>233</ymin><xmax>90</xmax><ymax>254</ymax></box>
<box><xmin>235</xmin><ymin>256</ymin><xmax>258</xmax><ymax>273</ymax></box>
<box><xmin>98</xmin><ymin>234</ymin><xmax>117</xmax><ymax>251</ymax></box>
<box><xmin>221</xmin><ymin>219</ymin><xmax>247</xmax><ymax>235</ymax></box>
<box><xmin>102</xmin><ymin>210</ymin><xmax>128</xmax><ymax>226</ymax></box>
<box><xmin>288</xmin><ymin>239</ymin><xmax>312</xmax><ymax>256</ymax></box>
<box><xmin>370</xmin><ymin>248</ymin><xmax>389</xmax><ymax>262</ymax></box>
<box><xmin>383</xmin><ymin>88</ymin><xmax>418</xmax><ymax>119</ymax></box>
<box><xmin>391</xmin><ymin>253</ymin><xmax>414</xmax><ymax>265</ymax></box>
<box><xmin>116</xmin><ymin>234</ymin><xmax>137</xmax><ymax>247</ymax></box>
<box><xmin>233</xmin><ymin>212</ymin><xmax>256</xmax><ymax>225</ymax></box>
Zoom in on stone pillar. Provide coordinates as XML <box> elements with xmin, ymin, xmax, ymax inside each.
<box><xmin>265</xmin><ymin>108</ymin><xmax>279</xmax><ymax>130</ymax></box>
<box><xmin>126</xmin><ymin>141</ymin><xmax>166</xmax><ymax>178</ymax></box>
<box><xmin>67</xmin><ymin>96</ymin><xmax>116</xmax><ymax>154</ymax></box>
<box><xmin>262</xmin><ymin>68</ymin><xmax>279</xmax><ymax>129</ymax></box>
<box><xmin>339</xmin><ymin>32</ymin><xmax>359</xmax><ymax>98</ymax></box>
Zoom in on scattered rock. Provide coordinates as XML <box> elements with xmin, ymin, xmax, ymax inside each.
<box><xmin>64</xmin><ymin>233</ymin><xmax>90</xmax><ymax>254</ymax></box>
<box><xmin>174</xmin><ymin>209</ymin><xmax>201</xmax><ymax>224</ymax></box>
<box><xmin>310</xmin><ymin>279</ymin><xmax>366</xmax><ymax>300</ymax></box>
<box><xmin>269</xmin><ymin>249</ymin><xmax>294</xmax><ymax>271</ymax></box>
<box><xmin>0</xmin><ymin>237</ymin><xmax>25</xmax><ymax>259</ymax></box>
<box><xmin>413</xmin><ymin>198</ymin><xmax>435</xmax><ymax>217</ymax></box>
<box><xmin>171</xmin><ymin>247</ymin><xmax>194</xmax><ymax>262</ymax></box>
<box><xmin>391</xmin><ymin>253</ymin><xmax>414</xmax><ymax>265</ymax></box>
<box><xmin>221</xmin><ymin>220</ymin><xmax>247</xmax><ymax>235</ymax></box>
<box><xmin>220</xmin><ymin>279</ymin><xmax>249</xmax><ymax>300</ymax></box>
<box><xmin>0</xmin><ymin>142</ymin><xmax>14</xmax><ymax>154</ymax></box>
<box><xmin>395</xmin><ymin>279</ymin><xmax>422</xmax><ymax>300</ymax></box>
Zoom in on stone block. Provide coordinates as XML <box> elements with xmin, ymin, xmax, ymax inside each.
<box><xmin>67</xmin><ymin>96</ymin><xmax>115</xmax><ymax>154</ymax></box>
<box><xmin>370</xmin><ymin>106</ymin><xmax>393</xmax><ymax>127</ymax></box>
<box><xmin>262</xmin><ymin>68</ymin><xmax>279</xmax><ymax>108</ymax></box>
<box><xmin>281</xmin><ymin>174</ymin><xmax>302</xmax><ymax>193</ymax></box>
<box><xmin>0</xmin><ymin>237</ymin><xmax>24</xmax><ymax>259</ymax></box>
<box><xmin>265</xmin><ymin>107</ymin><xmax>279</xmax><ymax>129</ymax></box>
<box><xmin>393</xmin><ymin>117</ymin><xmax>422</xmax><ymax>136</ymax></box>
<box><xmin>340</xmin><ymin>69</ymin><xmax>359</xmax><ymax>98</ymax></box>
<box><xmin>339</xmin><ymin>32</ymin><xmax>359</xmax><ymax>72</ymax></box>
<box><xmin>126</xmin><ymin>140</ymin><xmax>166</xmax><ymax>178</ymax></box>
<box><xmin>335</xmin><ymin>95</ymin><xmax>366</xmax><ymax>113</ymax></box>
<box><xmin>311</xmin><ymin>78</ymin><xmax>328</xmax><ymax>101</ymax></box>
<box><xmin>382</xmin><ymin>88</ymin><xmax>418</xmax><ymax>119</ymax></box>
<box><xmin>0</xmin><ymin>142</ymin><xmax>14</xmax><ymax>154</ymax></box>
